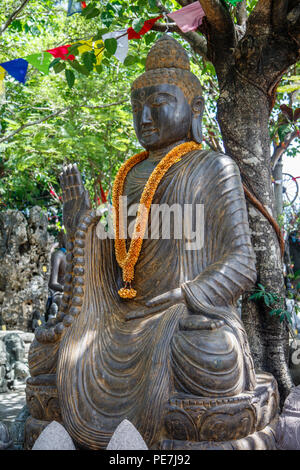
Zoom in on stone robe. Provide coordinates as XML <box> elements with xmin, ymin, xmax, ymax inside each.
<box><xmin>54</xmin><ymin>149</ymin><xmax>257</xmax><ymax>449</ymax></box>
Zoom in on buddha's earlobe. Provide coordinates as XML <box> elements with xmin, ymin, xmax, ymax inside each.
<box><xmin>191</xmin><ymin>96</ymin><xmax>205</xmax><ymax>144</ymax></box>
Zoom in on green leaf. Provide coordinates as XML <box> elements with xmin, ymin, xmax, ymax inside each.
<box><xmin>53</xmin><ymin>61</ymin><xmax>66</xmax><ymax>74</ymax></box>
<box><xmin>95</xmin><ymin>64</ymin><xmax>103</xmax><ymax>74</ymax></box>
<box><xmin>278</xmin><ymin>124</ymin><xmax>291</xmax><ymax>142</ymax></box>
<box><xmin>145</xmin><ymin>31</ymin><xmax>156</xmax><ymax>45</ymax></box>
<box><xmin>148</xmin><ymin>0</ymin><xmax>157</xmax><ymax>8</ymax></box>
<box><xmin>264</xmin><ymin>294</ymin><xmax>270</xmax><ymax>306</ymax></box>
<box><xmin>104</xmin><ymin>38</ymin><xmax>118</xmax><ymax>56</ymax></box>
<box><xmin>82</xmin><ymin>2</ymin><xmax>97</xmax><ymax>15</ymax></box>
<box><xmin>277</xmin><ymin>84</ymin><xmax>300</xmax><ymax>93</ymax></box>
<box><xmin>82</xmin><ymin>51</ymin><xmax>96</xmax><ymax>72</ymax></box>
<box><xmin>257</xmin><ymin>283</ymin><xmax>265</xmax><ymax>291</ymax></box>
<box><xmin>85</xmin><ymin>8</ymin><xmax>100</xmax><ymax>19</ymax></box>
<box><xmin>93</xmin><ymin>28</ymin><xmax>109</xmax><ymax>41</ymax></box>
<box><xmin>101</xmin><ymin>10</ymin><xmax>114</xmax><ymax>27</ymax></box>
<box><xmin>49</xmin><ymin>57</ymin><xmax>61</xmax><ymax>69</ymax></box>
<box><xmin>65</xmin><ymin>69</ymin><xmax>75</xmax><ymax>89</ymax></box>
<box><xmin>132</xmin><ymin>18</ymin><xmax>145</xmax><ymax>33</ymax></box>
<box><xmin>124</xmin><ymin>55</ymin><xmax>138</xmax><ymax>66</ymax></box>
<box><xmin>69</xmin><ymin>59</ymin><xmax>90</xmax><ymax>76</ymax></box>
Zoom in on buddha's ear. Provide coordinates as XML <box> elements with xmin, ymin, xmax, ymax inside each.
<box><xmin>191</xmin><ymin>96</ymin><xmax>205</xmax><ymax>144</ymax></box>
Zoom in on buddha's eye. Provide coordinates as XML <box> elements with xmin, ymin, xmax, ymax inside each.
<box><xmin>150</xmin><ymin>93</ymin><xmax>176</xmax><ymax>107</ymax></box>
<box><xmin>131</xmin><ymin>101</ymin><xmax>141</xmax><ymax>113</ymax></box>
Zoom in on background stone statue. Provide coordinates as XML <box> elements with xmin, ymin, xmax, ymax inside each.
<box><xmin>0</xmin><ymin>333</ymin><xmax>29</xmax><ymax>391</ymax></box>
<box><xmin>25</xmin><ymin>35</ymin><xmax>279</xmax><ymax>450</ymax></box>
<box><xmin>45</xmin><ymin>230</ymin><xmax>66</xmax><ymax>323</ymax></box>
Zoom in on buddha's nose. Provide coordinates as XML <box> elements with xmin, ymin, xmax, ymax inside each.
<box><xmin>141</xmin><ymin>105</ymin><xmax>153</xmax><ymax>126</ymax></box>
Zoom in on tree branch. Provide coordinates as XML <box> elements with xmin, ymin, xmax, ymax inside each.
<box><xmin>0</xmin><ymin>99</ymin><xmax>128</xmax><ymax>143</ymax></box>
<box><xmin>198</xmin><ymin>0</ymin><xmax>233</xmax><ymax>34</ymax></box>
<box><xmin>0</xmin><ymin>0</ymin><xmax>31</xmax><ymax>36</ymax></box>
<box><xmin>153</xmin><ymin>1</ymin><xmax>208</xmax><ymax>59</ymax></box>
<box><xmin>236</xmin><ymin>0</ymin><xmax>248</xmax><ymax>28</ymax></box>
<box><xmin>0</xmin><ymin>107</ymin><xmax>71</xmax><ymax>143</ymax></box>
<box><xmin>247</xmin><ymin>0</ymin><xmax>273</xmax><ymax>34</ymax></box>
<box><xmin>271</xmin><ymin>130</ymin><xmax>299</xmax><ymax>170</ymax></box>
<box><xmin>81</xmin><ymin>98</ymin><xmax>129</xmax><ymax>110</ymax></box>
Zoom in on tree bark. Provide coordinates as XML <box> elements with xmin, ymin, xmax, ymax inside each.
<box><xmin>195</xmin><ymin>0</ymin><xmax>300</xmax><ymax>403</ymax></box>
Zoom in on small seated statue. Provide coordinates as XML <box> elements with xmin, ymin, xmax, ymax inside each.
<box><xmin>25</xmin><ymin>36</ymin><xmax>279</xmax><ymax>450</ymax></box>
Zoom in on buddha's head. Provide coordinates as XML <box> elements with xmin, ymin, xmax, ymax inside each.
<box><xmin>131</xmin><ymin>35</ymin><xmax>204</xmax><ymax>151</ymax></box>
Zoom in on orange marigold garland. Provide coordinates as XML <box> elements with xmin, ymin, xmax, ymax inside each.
<box><xmin>112</xmin><ymin>141</ymin><xmax>202</xmax><ymax>299</ymax></box>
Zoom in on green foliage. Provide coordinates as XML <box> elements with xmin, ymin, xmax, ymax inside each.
<box><xmin>250</xmin><ymin>283</ymin><xmax>294</xmax><ymax>325</ymax></box>
<box><xmin>0</xmin><ymin>0</ymin><xmax>299</xmax><ymax>215</ymax></box>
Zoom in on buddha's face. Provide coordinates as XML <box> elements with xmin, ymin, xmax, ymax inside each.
<box><xmin>131</xmin><ymin>84</ymin><xmax>192</xmax><ymax>150</ymax></box>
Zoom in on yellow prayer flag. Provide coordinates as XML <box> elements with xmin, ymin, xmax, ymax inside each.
<box><xmin>42</xmin><ymin>266</ymin><xmax>47</xmax><ymax>272</ymax></box>
<box><xmin>77</xmin><ymin>39</ymin><xmax>104</xmax><ymax>66</ymax></box>
<box><xmin>1</xmin><ymin>325</ymin><xmax>6</xmax><ymax>331</ymax></box>
<box><xmin>0</xmin><ymin>66</ymin><xmax>6</xmax><ymax>96</ymax></box>
<box><xmin>37</xmin><ymin>320</ymin><xmax>42</xmax><ymax>326</ymax></box>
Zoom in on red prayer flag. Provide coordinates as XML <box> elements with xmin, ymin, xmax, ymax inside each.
<box><xmin>47</xmin><ymin>45</ymin><xmax>75</xmax><ymax>61</ymax></box>
<box><xmin>127</xmin><ymin>15</ymin><xmax>163</xmax><ymax>40</ymax></box>
<box><xmin>99</xmin><ymin>183</ymin><xmax>107</xmax><ymax>203</ymax></box>
<box><xmin>81</xmin><ymin>1</ymin><xmax>86</xmax><ymax>8</ymax></box>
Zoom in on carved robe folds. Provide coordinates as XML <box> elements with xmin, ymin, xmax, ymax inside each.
<box><xmin>26</xmin><ymin>150</ymin><xmax>279</xmax><ymax>450</ymax></box>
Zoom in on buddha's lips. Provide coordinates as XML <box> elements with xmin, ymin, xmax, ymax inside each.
<box><xmin>141</xmin><ymin>128</ymin><xmax>158</xmax><ymax>136</ymax></box>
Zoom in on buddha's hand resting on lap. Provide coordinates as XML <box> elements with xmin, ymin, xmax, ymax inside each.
<box><xmin>125</xmin><ymin>288</ymin><xmax>184</xmax><ymax>321</ymax></box>
<box><xmin>59</xmin><ymin>164</ymin><xmax>92</xmax><ymax>240</ymax></box>
<box><xmin>146</xmin><ymin>287</ymin><xmax>184</xmax><ymax>308</ymax></box>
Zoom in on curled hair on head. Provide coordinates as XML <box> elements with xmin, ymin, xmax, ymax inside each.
<box><xmin>131</xmin><ymin>35</ymin><xmax>202</xmax><ymax>105</ymax></box>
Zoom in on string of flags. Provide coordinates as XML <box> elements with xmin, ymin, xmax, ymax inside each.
<box><xmin>0</xmin><ymin>0</ymin><xmax>243</xmax><ymax>91</ymax></box>
<box><xmin>67</xmin><ymin>1</ymin><xmax>87</xmax><ymax>17</ymax></box>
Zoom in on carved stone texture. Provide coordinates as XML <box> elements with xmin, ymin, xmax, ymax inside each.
<box><xmin>10</xmin><ymin>405</ymin><xmax>30</xmax><ymax>450</ymax></box>
<box><xmin>159</xmin><ymin>420</ymin><xmax>278</xmax><ymax>450</ymax></box>
<box><xmin>26</xmin><ymin>374</ymin><xmax>62</xmax><ymax>423</ymax></box>
<box><xmin>276</xmin><ymin>385</ymin><xmax>300</xmax><ymax>450</ymax></box>
<box><xmin>0</xmin><ymin>422</ymin><xmax>13</xmax><ymax>450</ymax></box>
<box><xmin>163</xmin><ymin>372</ymin><xmax>279</xmax><ymax>444</ymax></box>
<box><xmin>0</xmin><ymin>332</ymin><xmax>30</xmax><ymax>391</ymax></box>
<box><xmin>0</xmin><ymin>207</ymin><xmax>54</xmax><ymax>331</ymax></box>
<box><xmin>24</xmin><ymin>416</ymin><xmax>50</xmax><ymax>450</ymax></box>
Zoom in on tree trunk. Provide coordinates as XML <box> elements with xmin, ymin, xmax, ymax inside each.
<box><xmin>216</xmin><ymin>73</ymin><xmax>293</xmax><ymax>403</ymax></box>
<box><xmin>273</xmin><ymin>157</ymin><xmax>283</xmax><ymax>218</ymax></box>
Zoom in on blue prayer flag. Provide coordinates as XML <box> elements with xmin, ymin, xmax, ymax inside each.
<box><xmin>67</xmin><ymin>0</ymin><xmax>82</xmax><ymax>16</ymax></box>
<box><xmin>0</xmin><ymin>58</ymin><xmax>28</xmax><ymax>84</ymax></box>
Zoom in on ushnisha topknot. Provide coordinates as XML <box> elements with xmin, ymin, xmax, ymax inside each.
<box><xmin>131</xmin><ymin>35</ymin><xmax>202</xmax><ymax>104</ymax></box>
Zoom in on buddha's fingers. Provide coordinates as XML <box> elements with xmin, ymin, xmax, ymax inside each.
<box><xmin>179</xmin><ymin>317</ymin><xmax>224</xmax><ymax>331</ymax></box>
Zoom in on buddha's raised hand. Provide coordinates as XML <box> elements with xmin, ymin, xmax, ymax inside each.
<box><xmin>59</xmin><ymin>164</ymin><xmax>91</xmax><ymax>240</ymax></box>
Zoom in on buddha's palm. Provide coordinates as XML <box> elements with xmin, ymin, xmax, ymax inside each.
<box><xmin>59</xmin><ymin>164</ymin><xmax>92</xmax><ymax>240</ymax></box>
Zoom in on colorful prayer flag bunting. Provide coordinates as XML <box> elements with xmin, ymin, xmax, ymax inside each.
<box><xmin>168</xmin><ymin>2</ymin><xmax>205</xmax><ymax>33</ymax></box>
<box><xmin>0</xmin><ymin>66</ymin><xmax>5</xmax><ymax>97</ymax></box>
<box><xmin>0</xmin><ymin>58</ymin><xmax>28</xmax><ymax>84</ymax></box>
<box><xmin>47</xmin><ymin>45</ymin><xmax>75</xmax><ymax>61</ymax></box>
<box><xmin>102</xmin><ymin>30</ymin><xmax>128</xmax><ymax>63</ymax></box>
<box><xmin>76</xmin><ymin>39</ymin><xmax>104</xmax><ymax>66</ymax></box>
<box><xmin>67</xmin><ymin>1</ymin><xmax>87</xmax><ymax>16</ymax></box>
<box><xmin>127</xmin><ymin>16</ymin><xmax>163</xmax><ymax>40</ymax></box>
<box><xmin>25</xmin><ymin>52</ymin><xmax>53</xmax><ymax>75</ymax></box>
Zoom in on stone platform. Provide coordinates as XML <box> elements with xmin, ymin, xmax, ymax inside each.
<box><xmin>159</xmin><ymin>372</ymin><xmax>279</xmax><ymax>450</ymax></box>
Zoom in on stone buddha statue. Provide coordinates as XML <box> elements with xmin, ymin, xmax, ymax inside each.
<box><xmin>25</xmin><ymin>36</ymin><xmax>279</xmax><ymax>450</ymax></box>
